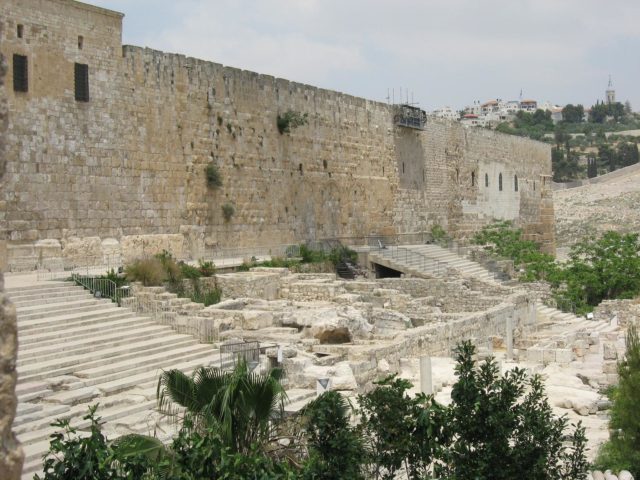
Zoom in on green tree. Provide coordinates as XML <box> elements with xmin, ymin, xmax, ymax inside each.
<box><xmin>617</xmin><ymin>141</ymin><xmax>639</xmax><ymax>167</ymax></box>
<box><xmin>358</xmin><ymin>375</ymin><xmax>449</xmax><ymax>479</ymax></box>
<box><xmin>441</xmin><ymin>342</ymin><xmax>588</xmax><ymax>480</ymax></box>
<box><xmin>562</xmin><ymin>104</ymin><xmax>585</xmax><ymax>123</ymax></box>
<box><xmin>590</xmin><ymin>102</ymin><xmax>608</xmax><ymax>124</ymax></box>
<box><xmin>556</xmin><ymin>232</ymin><xmax>640</xmax><ymax>313</ymax></box>
<box><xmin>157</xmin><ymin>360</ymin><xmax>288</xmax><ymax>454</ymax></box>
<box><xmin>301</xmin><ymin>391</ymin><xmax>365</xmax><ymax>480</ymax></box>
<box><xmin>595</xmin><ymin>325</ymin><xmax>640</xmax><ymax>476</ymax></box>
<box><xmin>598</xmin><ymin>144</ymin><xmax>616</xmax><ymax>172</ymax></box>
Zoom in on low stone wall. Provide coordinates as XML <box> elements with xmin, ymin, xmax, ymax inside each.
<box><xmin>594</xmin><ymin>299</ymin><xmax>640</xmax><ymax>327</ymax></box>
<box><xmin>347</xmin><ymin>293</ymin><xmax>534</xmax><ymax>387</ymax></box>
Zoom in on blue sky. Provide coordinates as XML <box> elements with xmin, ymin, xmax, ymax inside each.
<box><xmin>91</xmin><ymin>0</ymin><xmax>639</xmax><ymax>111</ymax></box>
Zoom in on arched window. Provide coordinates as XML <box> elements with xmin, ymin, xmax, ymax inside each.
<box><xmin>485</xmin><ymin>173</ymin><xmax>489</xmax><ymax>187</ymax></box>
<box><xmin>471</xmin><ymin>171</ymin><xmax>475</xmax><ymax>187</ymax></box>
<box><xmin>499</xmin><ymin>173</ymin><xmax>503</xmax><ymax>191</ymax></box>
<box><xmin>514</xmin><ymin>175</ymin><xmax>518</xmax><ymax>192</ymax></box>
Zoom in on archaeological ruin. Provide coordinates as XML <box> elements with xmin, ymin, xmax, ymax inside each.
<box><xmin>0</xmin><ymin>1</ymin><xmax>635</xmax><ymax>479</ymax></box>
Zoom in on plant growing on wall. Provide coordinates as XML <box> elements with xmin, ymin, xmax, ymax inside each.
<box><xmin>222</xmin><ymin>202</ymin><xmax>235</xmax><ymax>222</ymax></box>
<box><xmin>277</xmin><ymin>110</ymin><xmax>308</xmax><ymax>134</ymax></box>
<box><xmin>206</xmin><ymin>163</ymin><xmax>223</xmax><ymax>189</ymax></box>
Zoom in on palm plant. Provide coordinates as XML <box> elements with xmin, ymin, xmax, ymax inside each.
<box><xmin>157</xmin><ymin>359</ymin><xmax>288</xmax><ymax>453</ymax></box>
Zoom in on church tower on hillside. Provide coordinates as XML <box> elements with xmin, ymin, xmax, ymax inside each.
<box><xmin>606</xmin><ymin>75</ymin><xmax>616</xmax><ymax>105</ymax></box>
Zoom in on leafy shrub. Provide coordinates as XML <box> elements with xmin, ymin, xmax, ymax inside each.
<box><xmin>277</xmin><ymin>110</ymin><xmax>308</xmax><ymax>134</ymax></box>
<box><xmin>35</xmin><ymin>405</ymin><xmax>121</xmax><ymax>480</ymax></box>
<box><xmin>190</xmin><ymin>287</ymin><xmax>222</xmax><ymax>306</ymax></box>
<box><xmin>302</xmin><ymin>391</ymin><xmax>365</xmax><ymax>480</ymax></box>
<box><xmin>430</xmin><ymin>224</ymin><xmax>448</xmax><ymax>244</ymax></box>
<box><xmin>236</xmin><ymin>261</ymin><xmax>252</xmax><ymax>272</ymax></box>
<box><xmin>155</xmin><ymin>250</ymin><xmax>182</xmax><ymax>288</ymax></box>
<box><xmin>205</xmin><ymin>163</ymin><xmax>223</xmax><ymax>189</ymax></box>
<box><xmin>198</xmin><ymin>259</ymin><xmax>216</xmax><ymax>277</ymax></box>
<box><xmin>125</xmin><ymin>257</ymin><xmax>167</xmax><ymax>286</ymax></box>
<box><xmin>102</xmin><ymin>268</ymin><xmax>128</xmax><ymax>288</ymax></box>
<box><xmin>222</xmin><ymin>202</ymin><xmax>235</xmax><ymax>222</ymax></box>
<box><xmin>472</xmin><ymin>221</ymin><xmax>559</xmax><ymax>283</ymax></box>
<box><xmin>180</xmin><ymin>262</ymin><xmax>202</xmax><ymax>280</ymax></box>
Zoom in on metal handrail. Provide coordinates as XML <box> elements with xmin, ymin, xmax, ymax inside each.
<box><xmin>375</xmin><ymin>245</ymin><xmax>445</xmax><ymax>277</ymax></box>
<box><xmin>71</xmin><ymin>273</ymin><xmax>132</xmax><ymax>305</ymax></box>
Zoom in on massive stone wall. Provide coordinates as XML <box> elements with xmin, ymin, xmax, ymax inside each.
<box><xmin>0</xmin><ymin>21</ymin><xmax>24</xmax><ymax>479</ymax></box>
<box><xmin>0</xmin><ymin>0</ymin><xmax>554</xmax><ymax>270</ymax></box>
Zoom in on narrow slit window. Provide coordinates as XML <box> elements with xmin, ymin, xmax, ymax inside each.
<box><xmin>74</xmin><ymin>63</ymin><xmax>89</xmax><ymax>101</ymax></box>
<box><xmin>499</xmin><ymin>173</ymin><xmax>503</xmax><ymax>191</ymax></box>
<box><xmin>13</xmin><ymin>54</ymin><xmax>28</xmax><ymax>92</ymax></box>
<box><xmin>471</xmin><ymin>171</ymin><xmax>475</xmax><ymax>187</ymax></box>
<box><xmin>485</xmin><ymin>173</ymin><xmax>489</xmax><ymax>187</ymax></box>
<box><xmin>514</xmin><ymin>175</ymin><xmax>519</xmax><ymax>191</ymax></box>
<box><xmin>78</xmin><ymin>35</ymin><xmax>84</xmax><ymax>50</ymax></box>
<box><xmin>17</xmin><ymin>24</ymin><xmax>24</xmax><ymax>38</ymax></box>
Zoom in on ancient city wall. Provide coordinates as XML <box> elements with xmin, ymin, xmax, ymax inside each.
<box><xmin>0</xmin><ymin>20</ymin><xmax>24</xmax><ymax>478</ymax></box>
<box><xmin>1</xmin><ymin>0</ymin><xmax>554</xmax><ymax>271</ymax></box>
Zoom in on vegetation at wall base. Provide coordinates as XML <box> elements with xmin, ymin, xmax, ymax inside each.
<box><xmin>473</xmin><ymin>223</ymin><xmax>640</xmax><ymax>314</ymax></box>
<box><xmin>37</xmin><ymin>342</ymin><xmax>588</xmax><ymax>479</ymax></box>
<box><xmin>594</xmin><ymin>325</ymin><xmax>640</xmax><ymax>476</ymax></box>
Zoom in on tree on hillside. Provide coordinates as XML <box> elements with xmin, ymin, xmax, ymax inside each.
<box><xmin>590</xmin><ymin>102</ymin><xmax>608</xmax><ymax>124</ymax></box>
<box><xmin>557</xmin><ymin>232</ymin><xmax>640</xmax><ymax>313</ymax></box>
<box><xmin>624</xmin><ymin>100</ymin><xmax>633</xmax><ymax>115</ymax></box>
<box><xmin>562</xmin><ymin>104</ymin><xmax>585</xmax><ymax>123</ymax></box>
<box><xmin>617</xmin><ymin>141</ymin><xmax>640</xmax><ymax>168</ymax></box>
<box><xmin>598</xmin><ymin>144</ymin><xmax>616</xmax><ymax>172</ymax></box>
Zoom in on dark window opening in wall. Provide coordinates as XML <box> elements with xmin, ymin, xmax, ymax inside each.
<box><xmin>13</xmin><ymin>54</ymin><xmax>28</xmax><ymax>92</ymax></box>
<box><xmin>533</xmin><ymin>181</ymin><xmax>536</xmax><ymax>191</ymax></box>
<box><xmin>471</xmin><ymin>171</ymin><xmax>475</xmax><ymax>187</ymax></box>
<box><xmin>298</xmin><ymin>163</ymin><xmax>303</xmax><ymax>175</ymax></box>
<box><xmin>74</xmin><ymin>63</ymin><xmax>89</xmax><ymax>101</ymax></box>
<box><xmin>402</xmin><ymin>162</ymin><xmax>405</xmax><ymax>174</ymax></box>
<box><xmin>514</xmin><ymin>175</ymin><xmax>519</xmax><ymax>191</ymax></box>
<box><xmin>455</xmin><ymin>168</ymin><xmax>459</xmax><ymax>183</ymax></box>
<box><xmin>17</xmin><ymin>24</ymin><xmax>24</xmax><ymax>38</ymax></box>
<box><xmin>78</xmin><ymin>35</ymin><xmax>84</xmax><ymax>50</ymax></box>
<box><xmin>323</xmin><ymin>159</ymin><xmax>327</xmax><ymax>170</ymax></box>
<box><xmin>485</xmin><ymin>173</ymin><xmax>489</xmax><ymax>187</ymax></box>
<box><xmin>499</xmin><ymin>173</ymin><xmax>503</xmax><ymax>191</ymax></box>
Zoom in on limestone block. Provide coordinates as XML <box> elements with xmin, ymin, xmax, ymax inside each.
<box><xmin>371</xmin><ymin>308</ymin><xmax>411</xmax><ymax>333</ymax></box>
<box><xmin>265</xmin><ymin>346</ymin><xmax>297</xmax><ymax>359</ymax></box>
<box><xmin>302</xmin><ymin>362</ymin><xmax>358</xmax><ymax>391</ymax></box>
<box><xmin>618</xmin><ymin>471</ymin><xmax>633</xmax><ymax>480</ymax></box>
<box><xmin>34</xmin><ymin>239</ymin><xmax>62</xmax><ymax>263</ymax></box>
<box><xmin>121</xmin><ymin>234</ymin><xmax>185</xmax><ymax>264</ymax></box>
<box><xmin>240</xmin><ymin>310</ymin><xmax>273</xmax><ymax>330</ymax></box>
<box><xmin>101</xmin><ymin>238</ymin><xmax>121</xmax><ymax>266</ymax></box>
<box><xmin>61</xmin><ymin>236</ymin><xmax>103</xmax><ymax>267</ymax></box>
<box><xmin>592</xmin><ymin>472</ymin><xmax>605</xmax><ymax>480</ymax></box>
<box><xmin>603</xmin><ymin>342</ymin><xmax>618</xmax><ymax>360</ymax></box>
<box><xmin>555</xmin><ymin>348</ymin><xmax>574</xmax><ymax>364</ymax></box>
<box><xmin>602</xmin><ymin>361</ymin><xmax>617</xmax><ymax>375</ymax></box>
<box><xmin>526</xmin><ymin>347</ymin><xmax>544</xmax><ymax>363</ymax></box>
<box><xmin>283</xmin><ymin>306</ymin><xmax>373</xmax><ymax>344</ymax></box>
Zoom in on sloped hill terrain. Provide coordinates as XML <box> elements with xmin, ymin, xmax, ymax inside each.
<box><xmin>554</xmin><ymin>167</ymin><xmax>640</xmax><ymax>253</ymax></box>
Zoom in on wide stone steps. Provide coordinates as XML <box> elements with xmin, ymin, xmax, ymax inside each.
<box><xmin>371</xmin><ymin>244</ymin><xmax>500</xmax><ymax>283</ymax></box>
<box><xmin>14</xmin><ymin>280</ymin><xmax>314</xmax><ymax>480</ymax></box>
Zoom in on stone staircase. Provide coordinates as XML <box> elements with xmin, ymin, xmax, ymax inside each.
<box><xmin>368</xmin><ymin>244</ymin><xmax>617</xmax><ymax>360</ymax></box>
<box><xmin>369</xmin><ymin>243</ymin><xmax>501</xmax><ymax>283</ymax></box>
<box><xmin>9</xmin><ymin>281</ymin><xmax>315</xmax><ymax>478</ymax></box>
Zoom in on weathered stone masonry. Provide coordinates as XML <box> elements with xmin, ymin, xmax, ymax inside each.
<box><xmin>1</xmin><ymin>0</ymin><xmax>554</xmax><ymax>270</ymax></box>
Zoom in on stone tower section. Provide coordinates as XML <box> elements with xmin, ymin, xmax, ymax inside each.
<box><xmin>0</xmin><ymin>0</ymin><xmax>555</xmax><ymax>270</ymax></box>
